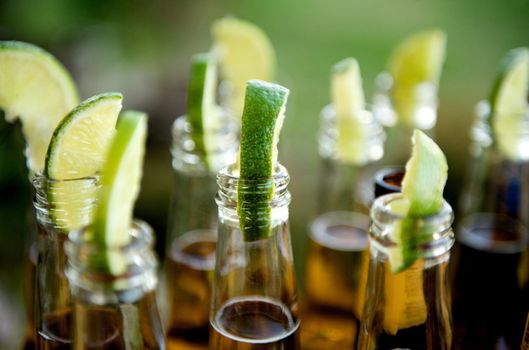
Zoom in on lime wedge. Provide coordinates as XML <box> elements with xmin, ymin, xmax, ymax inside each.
<box><xmin>93</xmin><ymin>110</ymin><xmax>147</xmax><ymax>250</ymax></box>
<box><xmin>331</xmin><ymin>57</ymin><xmax>370</xmax><ymax>164</ymax></box>
<box><xmin>45</xmin><ymin>93</ymin><xmax>122</xmax><ymax>179</ymax></box>
<box><xmin>211</xmin><ymin>17</ymin><xmax>276</xmax><ymax>118</ymax></box>
<box><xmin>390</xmin><ymin>129</ymin><xmax>448</xmax><ymax>272</ymax></box>
<box><xmin>43</xmin><ymin>93</ymin><xmax>122</xmax><ymax>232</ymax></box>
<box><xmin>489</xmin><ymin>47</ymin><xmax>529</xmax><ymax>160</ymax></box>
<box><xmin>387</xmin><ymin>30</ymin><xmax>446</xmax><ymax>126</ymax></box>
<box><xmin>238</xmin><ymin>80</ymin><xmax>289</xmax><ymax>241</ymax></box>
<box><xmin>187</xmin><ymin>53</ymin><xmax>219</xmax><ymax>170</ymax></box>
<box><xmin>0</xmin><ymin>41</ymin><xmax>79</xmax><ymax>173</ymax></box>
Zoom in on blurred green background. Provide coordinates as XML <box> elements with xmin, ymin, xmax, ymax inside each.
<box><xmin>0</xmin><ymin>0</ymin><xmax>528</xmax><ymax>347</ymax></box>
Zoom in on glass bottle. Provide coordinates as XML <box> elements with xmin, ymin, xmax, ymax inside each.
<box><xmin>301</xmin><ymin>105</ymin><xmax>384</xmax><ymax>349</ymax></box>
<box><xmin>522</xmin><ymin>313</ymin><xmax>529</xmax><ymax>350</ymax></box>
<box><xmin>65</xmin><ymin>220</ymin><xmax>165</xmax><ymax>349</ymax></box>
<box><xmin>357</xmin><ymin>193</ymin><xmax>455</xmax><ymax>350</ymax></box>
<box><xmin>372</xmin><ymin>71</ymin><xmax>438</xmax><ymax>165</ymax></box>
<box><xmin>164</xmin><ymin>111</ymin><xmax>238</xmax><ymax>349</ymax></box>
<box><xmin>32</xmin><ymin>173</ymin><xmax>99</xmax><ymax>348</ymax></box>
<box><xmin>452</xmin><ymin>102</ymin><xmax>529</xmax><ymax>349</ymax></box>
<box><xmin>210</xmin><ymin>164</ymin><xmax>300</xmax><ymax>349</ymax></box>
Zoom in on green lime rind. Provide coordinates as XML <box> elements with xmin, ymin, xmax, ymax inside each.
<box><xmin>187</xmin><ymin>53</ymin><xmax>218</xmax><ymax>170</ymax></box>
<box><xmin>488</xmin><ymin>47</ymin><xmax>529</xmax><ymax>160</ymax></box>
<box><xmin>238</xmin><ymin>80</ymin><xmax>289</xmax><ymax>241</ymax></box>
<box><xmin>43</xmin><ymin>93</ymin><xmax>122</xmax><ymax>232</ymax></box>
<box><xmin>331</xmin><ymin>57</ymin><xmax>371</xmax><ymax>164</ymax></box>
<box><xmin>211</xmin><ymin>17</ymin><xmax>276</xmax><ymax>118</ymax></box>
<box><xmin>387</xmin><ymin>30</ymin><xmax>446</xmax><ymax>126</ymax></box>
<box><xmin>489</xmin><ymin>47</ymin><xmax>529</xmax><ymax>114</ymax></box>
<box><xmin>0</xmin><ymin>40</ymin><xmax>79</xmax><ymax>173</ymax></box>
<box><xmin>92</xmin><ymin>110</ymin><xmax>147</xmax><ymax>274</ymax></box>
<box><xmin>390</xmin><ymin>130</ymin><xmax>448</xmax><ymax>273</ymax></box>
<box><xmin>44</xmin><ymin>92</ymin><xmax>123</xmax><ymax>179</ymax></box>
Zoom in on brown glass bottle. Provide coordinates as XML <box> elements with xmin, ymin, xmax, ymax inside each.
<box><xmin>301</xmin><ymin>103</ymin><xmax>384</xmax><ymax>350</ymax></box>
<box><xmin>165</xmin><ymin>109</ymin><xmax>237</xmax><ymax>349</ymax></box>
<box><xmin>210</xmin><ymin>165</ymin><xmax>300</xmax><ymax>349</ymax></box>
<box><xmin>357</xmin><ymin>193</ymin><xmax>454</xmax><ymax>350</ymax></box>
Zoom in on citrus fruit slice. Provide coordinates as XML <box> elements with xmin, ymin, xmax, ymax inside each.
<box><xmin>331</xmin><ymin>57</ymin><xmax>370</xmax><ymax>164</ymax></box>
<box><xmin>238</xmin><ymin>80</ymin><xmax>289</xmax><ymax>241</ymax></box>
<box><xmin>187</xmin><ymin>53</ymin><xmax>219</xmax><ymax>170</ymax></box>
<box><xmin>45</xmin><ymin>93</ymin><xmax>122</xmax><ymax>179</ymax></box>
<box><xmin>43</xmin><ymin>93</ymin><xmax>122</xmax><ymax>232</ymax></box>
<box><xmin>93</xmin><ymin>110</ymin><xmax>147</xmax><ymax>250</ymax></box>
<box><xmin>387</xmin><ymin>30</ymin><xmax>446</xmax><ymax>126</ymax></box>
<box><xmin>211</xmin><ymin>17</ymin><xmax>276</xmax><ymax>118</ymax></box>
<box><xmin>0</xmin><ymin>41</ymin><xmax>79</xmax><ymax>173</ymax></box>
<box><xmin>390</xmin><ymin>129</ymin><xmax>448</xmax><ymax>272</ymax></box>
<box><xmin>489</xmin><ymin>47</ymin><xmax>529</xmax><ymax>161</ymax></box>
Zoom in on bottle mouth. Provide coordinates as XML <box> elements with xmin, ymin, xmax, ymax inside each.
<box><xmin>216</xmin><ymin>163</ymin><xmax>290</xmax><ymax>207</ymax></box>
<box><xmin>457</xmin><ymin>213</ymin><xmax>528</xmax><ymax>254</ymax></box>
<box><xmin>171</xmin><ymin>111</ymin><xmax>239</xmax><ymax>173</ymax></box>
<box><xmin>318</xmin><ymin>104</ymin><xmax>385</xmax><ymax>163</ymax></box>
<box><xmin>370</xmin><ymin>193</ymin><xmax>454</xmax><ymax>255</ymax></box>
<box><xmin>374</xmin><ymin>166</ymin><xmax>404</xmax><ymax>198</ymax></box>
<box><xmin>65</xmin><ymin>220</ymin><xmax>158</xmax><ymax>300</ymax></box>
<box><xmin>310</xmin><ymin>211</ymin><xmax>369</xmax><ymax>251</ymax></box>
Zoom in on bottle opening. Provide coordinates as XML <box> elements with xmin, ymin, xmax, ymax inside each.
<box><xmin>457</xmin><ymin>213</ymin><xmax>528</xmax><ymax>254</ymax></box>
<box><xmin>310</xmin><ymin>211</ymin><xmax>369</xmax><ymax>251</ymax></box>
<box><xmin>168</xmin><ymin>229</ymin><xmax>217</xmax><ymax>271</ymax></box>
<box><xmin>374</xmin><ymin>166</ymin><xmax>404</xmax><ymax>198</ymax></box>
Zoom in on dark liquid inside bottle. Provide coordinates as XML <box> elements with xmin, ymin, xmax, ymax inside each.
<box><xmin>210</xmin><ymin>297</ymin><xmax>300</xmax><ymax>349</ymax></box>
<box><xmin>166</xmin><ymin>231</ymin><xmax>216</xmax><ymax>349</ymax></box>
<box><xmin>452</xmin><ymin>215</ymin><xmax>527</xmax><ymax>350</ymax></box>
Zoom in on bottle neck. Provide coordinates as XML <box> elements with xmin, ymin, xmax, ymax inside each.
<box><xmin>65</xmin><ymin>220</ymin><xmax>158</xmax><ymax>305</ymax></box>
<box><xmin>32</xmin><ymin>173</ymin><xmax>99</xmax><ymax>233</ymax></box>
<box><xmin>171</xmin><ymin>112</ymin><xmax>239</xmax><ymax>175</ymax></box>
<box><xmin>370</xmin><ymin>193</ymin><xmax>454</xmax><ymax>260</ymax></box>
<box><xmin>358</xmin><ymin>193</ymin><xmax>454</xmax><ymax>349</ymax></box>
<box><xmin>318</xmin><ymin>104</ymin><xmax>385</xmax><ymax>164</ymax></box>
<box><xmin>216</xmin><ymin>164</ymin><xmax>291</xmax><ymax>233</ymax></box>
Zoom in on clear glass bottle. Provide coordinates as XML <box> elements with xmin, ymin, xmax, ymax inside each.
<box><xmin>357</xmin><ymin>193</ymin><xmax>454</xmax><ymax>350</ymax></box>
<box><xmin>66</xmin><ymin>220</ymin><xmax>165</xmax><ymax>349</ymax></box>
<box><xmin>452</xmin><ymin>102</ymin><xmax>529</xmax><ymax>349</ymax></box>
<box><xmin>165</xmin><ymin>111</ymin><xmax>238</xmax><ymax>348</ymax></box>
<box><xmin>372</xmin><ymin>72</ymin><xmax>438</xmax><ymax>165</ymax></box>
<box><xmin>32</xmin><ymin>173</ymin><xmax>99</xmax><ymax>348</ymax></box>
<box><xmin>210</xmin><ymin>164</ymin><xmax>300</xmax><ymax>349</ymax></box>
<box><xmin>300</xmin><ymin>105</ymin><xmax>384</xmax><ymax>349</ymax></box>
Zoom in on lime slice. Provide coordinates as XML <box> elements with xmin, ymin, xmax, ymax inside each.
<box><xmin>0</xmin><ymin>41</ymin><xmax>79</xmax><ymax>173</ymax></box>
<box><xmin>45</xmin><ymin>93</ymin><xmax>122</xmax><ymax>179</ymax></box>
<box><xmin>238</xmin><ymin>80</ymin><xmax>289</xmax><ymax>241</ymax></box>
<box><xmin>43</xmin><ymin>93</ymin><xmax>122</xmax><ymax>232</ymax></box>
<box><xmin>390</xmin><ymin>129</ymin><xmax>448</xmax><ymax>272</ymax></box>
<box><xmin>187</xmin><ymin>53</ymin><xmax>219</xmax><ymax>170</ymax></box>
<box><xmin>489</xmin><ymin>47</ymin><xmax>529</xmax><ymax>160</ymax></box>
<box><xmin>211</xmin><ymin>17</ymin><xmax>276</xmax><ymax>118</ymax></box>
<box><xmin>331</xmin><ymin>57</ymin><xmax>370</xmax><ymax>164</ymax></box>
<box><xmin>93</xmin><ymin>110</ymin><xmax>147</xmax><ymax>251</ymax></box>
<box><xmin>387</xmin><ymin>30</ymin><xmax>446</xmax><ymax>126</ymax></box>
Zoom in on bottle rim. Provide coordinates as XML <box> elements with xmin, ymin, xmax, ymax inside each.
<box><xmin>457</xmin><ymin>212</ymin><xmax>529</xmax><ymax>254</ymax></box>
<box><xmin>370</xmin><ymin>193</ymin><xmax>454</xmax><ymax>256</ymax></box>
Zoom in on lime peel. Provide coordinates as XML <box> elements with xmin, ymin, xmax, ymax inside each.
<box><xmin>211</xmin><ymin>17</ymin><xmax>276</xmax><ymax>118</ymax></box>
<box><xmin>238</xmin><ymin>80</ymin><xmax>289</xmax><ymax>241</ymax></box>
<box><xmin>389</xmin><ymin>130</ymin><xmax>448</xmax><ymax>273</ymax></box>
<box><xmin>187</xmin><ymin>53</ymin><xmax>219</xmax><ymax>170</ymax></box>
<box><xmin>330</xmin><ymin>58</ymin><xmax>374</xmax><ymax>165</ymax></box>
<box><xmin>0</xmin><ymin>40</ymin><xmax>79</xmax><ymax>173</ymax></box>
<box><xmin>92</xmin><ymin>110</ymin><xmax>148</xmax><ymax>274</ymax></box>
<box><xmin>387</xmin><ymin>30</ymin><xmax>446</xmax><ymax>126</ymax></box>
<box><xmin>489</xmin><ymin>47</ymin><xmax>529</xmax><ymax>161</ymax></box>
